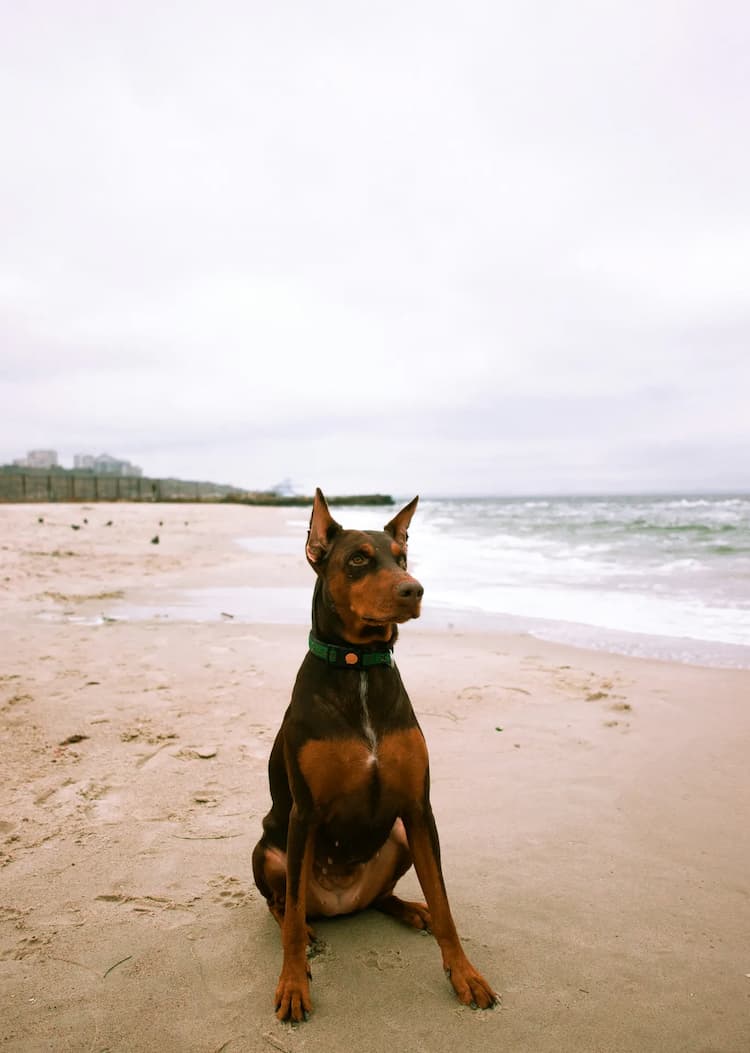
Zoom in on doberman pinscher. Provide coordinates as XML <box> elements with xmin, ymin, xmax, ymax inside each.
<box><xmin>252</xmin><ymin>489</ymin><xmax>496</xmax><ymax>1021</ymax></box>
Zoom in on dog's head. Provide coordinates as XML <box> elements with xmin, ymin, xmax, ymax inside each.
<box><xmin>306</xmin><ymin>489</ymin><xmax>423</xmax><ymax>643</ymax></box>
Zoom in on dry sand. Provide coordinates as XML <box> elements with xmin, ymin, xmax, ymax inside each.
<box><xmin>1</xmin><ymin>501</ymin><xmax>749</xmax><ymax>1053</ymax></box>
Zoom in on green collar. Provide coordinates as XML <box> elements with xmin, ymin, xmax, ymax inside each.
<box><xmin>308</xmin><ymin>632</ymin><xmax>394</xmax><ymax>669</ymax></box>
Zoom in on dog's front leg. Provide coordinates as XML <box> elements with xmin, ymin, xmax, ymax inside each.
<box><xmin>275</xmin><ymin>805</ymin><xmax>316</xmax><ymax>1022</ymax></box>
<box><xmin>404</xmin><ymin>806</ymin><xmax>497</xmax><ymax>1009</ymax></box>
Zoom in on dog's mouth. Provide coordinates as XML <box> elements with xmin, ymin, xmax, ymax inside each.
<box><xmin>361</xmin><ymin>608</ymin><xmax>421</xmax><ymax>626</ymax></box>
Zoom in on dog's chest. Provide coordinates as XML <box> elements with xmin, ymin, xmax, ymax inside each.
<box><xmin>299</xmin><ymin>674</ymin><xmax>427</xmax><ymax>812</ymax></box>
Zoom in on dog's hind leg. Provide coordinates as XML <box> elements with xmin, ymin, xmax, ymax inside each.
<box><xmin>373</xmin><ymin>893</ymin><xmax>432</xmax><ymax>931</ymax></box>
<box><xmin>253</xmin><ymin>838</ymin><xmax>317</xmax><ymax>944</ymax></box>
<box><xmin>370</xmin><ymin>818</ymin><xmax>432</xmax><ymax>931</ymax></box>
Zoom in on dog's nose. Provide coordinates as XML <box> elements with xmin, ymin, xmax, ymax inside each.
<box><xmin>396</xmin><ymin>580</ymin><xmax>424</xmax><ymax>601</ymax></box>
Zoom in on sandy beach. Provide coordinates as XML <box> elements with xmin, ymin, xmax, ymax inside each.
<box><xmin>1</xmin><ymin>501</ymin><xmax>749</xmax><ymax>1053</ymax></box>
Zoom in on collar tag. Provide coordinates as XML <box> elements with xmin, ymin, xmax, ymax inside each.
<box><xmin>309</xmin><ymin>633</ymin><xmax>394</xmax><ymax>669</ymax></box>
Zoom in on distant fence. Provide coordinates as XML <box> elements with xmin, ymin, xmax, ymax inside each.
<box><xmin>0</xmin><ymin>468</ymin><xmax>394</xmax><ymax>506</ymax></box>
<box><xmin>0</xmin><ymin>468</ymin><xmax>238</xmax><ymax>503</ymax></box>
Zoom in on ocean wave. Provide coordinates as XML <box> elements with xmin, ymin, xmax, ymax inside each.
<box><xmin>426</xmin><ymin>583</ymin><xmax>750</xmax><ymax>648</ymax></box>
<box><xmin>413</xmin><ymin>494</ymin><xmax>750</xmax><ymax>647</ymax></box>
<box><xmin>624</xmin><ymin>521</ymin><xmax>737</xmax><ymax>534</ymax></box>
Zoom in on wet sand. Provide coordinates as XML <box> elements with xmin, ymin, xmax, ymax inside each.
<box><xmin>1</xmin><ymin>502</ymin><xmax>749</xmax><ymax>1052</ymax></box>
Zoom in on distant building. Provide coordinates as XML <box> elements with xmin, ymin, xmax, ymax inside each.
<box><xmin>74</xmin><ymin>452</ymin><xmax>143</xmax><ymax>476</ymax></box>
<box><xmin>92</xmin><ymin>453</ymin><xmax>142</xmax><ymax>477</ymax></box>
<box><xmin>13</xmin><ymin>449</ymin><xmax>59</xmax><ymax>469</ymax></box>
<box><xmin>269</xmin><ymin>477</ymin><xmax>298</xmax><ymax>496</ymax></box>
<box><xmin>10</xmin><ymin>448</ymin><xmax>142</xmax><ymax>476</ymax></box>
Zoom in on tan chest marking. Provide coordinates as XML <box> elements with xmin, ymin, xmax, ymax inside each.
<box><xmin>298</xmin><ymin>726</ymin><xmax>428</xmax><ymax>807</ymax></box>
<box><xmin>377</xmin><ymin>727</ymin><xmax>428</xmax><ymax>800</ymax></box>
<box><xmin>298</xmin><ymin>738</ymin><xmax>374</xmax><ymax>804</ymax></box>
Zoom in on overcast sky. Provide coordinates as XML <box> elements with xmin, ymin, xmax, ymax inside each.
<box><xmin>1</xmin><ymin>1</ymin><xmax>748</xmax><ymax>496</ymax></box>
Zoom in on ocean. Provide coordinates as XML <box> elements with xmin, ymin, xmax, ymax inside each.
<box><xmin>324</xmin><ymin>494</ymin><xmax>750</xmax><ymax>668</ymax></box>
<box><xmin>104</xmin><ymin>493</ymin><xmax>750</xmax><ymax>669</ymax></box>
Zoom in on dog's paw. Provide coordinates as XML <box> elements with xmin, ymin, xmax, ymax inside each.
<box><xmin>274</xmin><ymin>969</ymin><xmax>313</xmax><ymax>1022</ymax></box>
<box><xmin>400</xmin><ymin>900</ymin><xmax>432</xmax><ymax>932</ymax></box>
<box><xmin>374</xmin><ymin>894</ymin><xmax>432</xmax><ymax>932</ymax></box>
<box><xmin>445</xmin><ymin>957</ymin><xmax>498</xmax><ymax>1010</ymax></box>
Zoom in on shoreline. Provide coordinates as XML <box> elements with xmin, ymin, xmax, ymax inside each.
<box><xmin>10</xmin><ymin>499</ymin><xmax>748</xmax><ymax>671</ymax></box>
<box><xmin>2</xmin><ymin>503</ymin><xmax>750</xmax><ymax>1052</ymax></box>
<box><xmin>38</xmin><ymin>590</ymin><xmax>750</xmax><ymax>671</ymax></box>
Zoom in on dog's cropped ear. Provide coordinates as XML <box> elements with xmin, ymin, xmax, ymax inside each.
<box><xmin>306</xmin><ymin>488</ymin><xmax>342</xmax><ymax>567</ymax></box>
<box><xmin>384</xmin><ymin>496</ymin><xmax>419</xmax><ymax>548</ymax></box>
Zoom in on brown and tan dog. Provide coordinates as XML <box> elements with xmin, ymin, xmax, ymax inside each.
<box><xmin>252</xmin><ymin>489</ymin><xmax>496</xmax><ymax>1020</ymax></box>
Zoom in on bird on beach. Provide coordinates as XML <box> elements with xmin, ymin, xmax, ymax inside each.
<box><xmin>71</xmin><ymin>524</ymin><xmax>81</xmax><ymax>531</ymax></box>
<box><xmin>151</xmin><ymin>535</ymin><xmax>160</xmax><ymax>544</ymax></box>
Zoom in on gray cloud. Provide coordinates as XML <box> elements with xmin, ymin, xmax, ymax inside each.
<box><xmin>1</xmin><ymin>2</ymin><xmax>748</xmax><ymax>494</ymax></box>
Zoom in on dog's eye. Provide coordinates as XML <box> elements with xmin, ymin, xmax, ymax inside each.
<box><xmin>349</xmin><ymin>553</ymin><xmax>369</xmax><ymax>566</ymax></box>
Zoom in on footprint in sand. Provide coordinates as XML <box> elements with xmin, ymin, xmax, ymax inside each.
<box><xmin>95</xmin><ymin>892</ymin><xmax>200</xmax><ymax>915</ymax></box>
<box><xmin>1</xmin><ymin>692</ymin><xmax>33</xmax><ymax>711</ymax></box>
<box><xmin>209</xmin><ymin>875</ymin><xmax>255</xmax><ymax>908</ymax></box>
<box><xmin>603</xmin><ymin>701</ymin><xmax>634</xmax><ymax>730</ymax></box>
<box><xmin>457</xmin><ymin>684</ymin><xmax>491</xmax><ymax>703</ymax></box>
<box><xmin>120</xmin><ymin>720</ymin><xmax>178</xmax><ymax>746</ymax></box>
<box><xmin>563</xmin><ymin>673</ymin><xmax>630</xmax><ymax>708</ymax></box>
<box><xmin>358</xmin><ymin>948</ymin><xmax>406</xmax><ymax>971</ymax></box>
<box><xmin>0</xmin><ymin>930</ymin><xmax>56</xmax><ymax>962</ymax></box>
<box><xmin>0</xmin><ymin>905</ymin><xmax>29</xmax><ymax>925</ymax></box>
